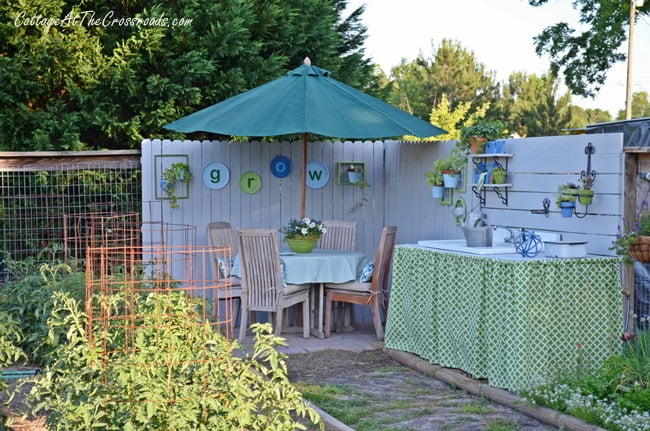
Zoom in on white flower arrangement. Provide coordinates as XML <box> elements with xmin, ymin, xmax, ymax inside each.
<box><xmin>280</xmin><ymin>217</ymin><xmax>326</xmax><ymax>241</ymax></box>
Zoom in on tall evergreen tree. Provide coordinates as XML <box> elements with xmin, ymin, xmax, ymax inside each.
<box><xmin>387</xmin><ymin>39</ymin><xmax>499</xmax><ymax>121</ymax></box>
<box><xmin>0</xmin><ymin>0</ymin><xmax>376</xmax><ymax>150</ymax></box>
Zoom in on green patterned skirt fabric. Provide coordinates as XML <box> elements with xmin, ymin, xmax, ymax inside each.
<box><xmin>384</xmin><ymin>245</ymin><xmax>623</xmax><ymax>391</ymax></box>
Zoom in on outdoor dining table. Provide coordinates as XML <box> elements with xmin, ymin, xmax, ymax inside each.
<box><xmin>232</xmin><ymin>248</ymin><xmax>368</xmax><ymax>338</ymax></box>
<box><xmin>384</xmin><ymin>244</ymin><xmax>623</xmax><ymax>391</ymax></box>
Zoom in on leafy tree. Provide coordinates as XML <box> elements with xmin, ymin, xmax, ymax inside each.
<box><xmin>387</xmin><ymin>39</ymin><xmax>499</xmax><ymax>120</ymax></box>
<box><xmin>0</xmin><ymin>0</ymin><xmax>376</xmax><ymax>150</ymax></box>
<box><xmin>493</xmin><ymin>71</ymin><xmax>574</xmax><ymax>136</ymax></box>
<box><xmin>529</xmin><ymin>0</ymin><xmax>650</xmax><ymax>98</ymax></box>
<box><xmin>585</xmin><ymin>108</ymin><xmax>613</xmax><ymax>125</ymax></box>
<box><xmin>421</xmin><ymin>94</ymin><xmax>490</xmax><ymax>142</ymax></box>
<box><xmin>616</xmin><ymin>91</ymin><xmax>650</xmax><ymax>120</ymax></box>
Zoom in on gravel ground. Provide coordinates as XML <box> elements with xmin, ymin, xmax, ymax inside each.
<box><xmin>285</xmin><ymin>349</ymin><xmax>558</xmax><ymax>431</ymax></box>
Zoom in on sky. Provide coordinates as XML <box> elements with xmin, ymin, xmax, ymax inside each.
<box><xmin>346</xmin><ymin>0</ymin><xmax>650</xmax><ymax>117</ymax></box>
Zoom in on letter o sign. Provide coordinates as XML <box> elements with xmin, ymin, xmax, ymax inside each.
<box><xmin>270</xmin><ymin>155</ymin><xmax>291</xmax><ymax>178</ymax></box>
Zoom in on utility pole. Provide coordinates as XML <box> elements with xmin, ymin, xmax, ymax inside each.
<box><xmin>626</xmin><ymin>0</ymin><xmax>645</xmax><ymax>120</ymax></box>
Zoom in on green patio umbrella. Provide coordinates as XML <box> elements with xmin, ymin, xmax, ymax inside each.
<box><xmin>164</xmin><ymin>58</ymin><xmax>446</xmax><ymax>218</ymax></box>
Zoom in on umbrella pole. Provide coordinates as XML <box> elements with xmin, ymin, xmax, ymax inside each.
<box><xmin>300</xmin><ymin>133</ymin><xmax>308</xmax><ymax>219</ymax></box>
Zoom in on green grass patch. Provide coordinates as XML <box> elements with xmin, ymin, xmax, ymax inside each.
<box><xmin>459</xmin><ymin>400</ymin><xmax>495</xmax><ymax>414</ymax></box>
<box><xmin>485</xmin><ymin>418</ymin><xmax>521</xmax><ymax>431</ymax></box>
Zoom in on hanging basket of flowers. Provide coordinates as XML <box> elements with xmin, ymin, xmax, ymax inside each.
<box><xmin>628</xmin><ymin>236</ymin><xmax>650</xmax><ymax>263</ymax></box>
<box><xmin>611</xmin><ymin>210</ymin><xmax>650</xmax><ymax>264</ymax></box>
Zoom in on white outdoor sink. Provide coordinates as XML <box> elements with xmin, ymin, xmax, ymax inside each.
<box><xmin>417</xmin><ymin>239</ymin><xmax>516</xmax><ymax>255</ymax></box>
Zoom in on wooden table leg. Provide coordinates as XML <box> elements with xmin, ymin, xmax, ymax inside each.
<box><xmin>309</xmin><ymin>283</ymin><xmax>325</xmax><ymax>338</ymax></box>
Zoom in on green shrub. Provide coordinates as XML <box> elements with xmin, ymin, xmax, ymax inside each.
<box><xmin>27</xmin><ymin>290</ymin><xmax>323</xmax><ymax>430</ymax></box>
<box><xmin>0</xmin><ymin>259</ymin><xmax>85</xmax><ymax>364</ymax></box>
<box><xmin>521</xmin><ymin>329</ymin><xmax>650</xmax><ymax>430</ymax></box>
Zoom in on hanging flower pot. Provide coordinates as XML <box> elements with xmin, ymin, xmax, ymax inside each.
<box><xmin>577</xmin><ymin>189</ymin><xmax>594</xmax><ymax>205</ymax></box>
<box><xmin>560</xmin><ymin>201</ymin><xmax>575</xmax><ymax>218</ymax></box>
<box><xmin>442</xmin><ymin>170</ymin><xmax>460</xmax><ymax>188</ymax></box>
<box><xmin>432</xmin><ymin>185</ymin><xmax>445</xmax><ymax>199</ymax></box>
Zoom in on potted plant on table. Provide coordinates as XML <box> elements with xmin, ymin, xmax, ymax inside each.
<box><xmin>280</xmin><ymin>218</ymin><xmax>326</xmax><ymax>253</ymax></box>
<box><xmin>425</xmin><ymin>166</ymin><xmax>445</xmax><ymax>199</ymax></box>
<box><xmin>460</xmin><ymin>119</ymin><xmax>509</xmax><ymax>154</ymax></box>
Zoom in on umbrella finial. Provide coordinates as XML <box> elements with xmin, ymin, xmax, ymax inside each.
<box><xmin>303</xmin><ymin>57</ymin><xmax>311</xmax><ymax>66</ymax></box>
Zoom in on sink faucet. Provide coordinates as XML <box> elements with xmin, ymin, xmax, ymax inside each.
<box><xmin>493</xmin><ymin>226</ymin><xmax>517</xmax><ymax>243</ymax></box>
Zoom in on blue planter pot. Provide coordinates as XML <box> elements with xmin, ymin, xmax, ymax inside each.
<box><xmin>442</xmin><ymin>172</ymin><xmax>460</xmax><ymax>188</ymax></box>
<box><xmin>432</xmin><ymin>185</ymin><xmax>445</xmax><ymax>199</ymax></box>
<box><xmin>560</xmin><ymin>201</ymin><xmax>575</xmax><ymax>218</ymax></box>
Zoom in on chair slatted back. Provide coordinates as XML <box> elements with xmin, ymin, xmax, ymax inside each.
<box><xmin>237</xmin><ymin>229</ymin><xmax>283</xmax><ymax>311</ymax></box>
<box><xmin>371</xmin><ymin>226</ymin><xmax>397</xmax><ymax>296</ymax></box>
<box><xmin>318</xmin><ymin>220</ymin><xmax>356</xmax><ymax>251</ymax></box>
<box><xmin>206</xmin><ymin>221</ymin><xmax>235</xmax><ymax>278</ymax></box>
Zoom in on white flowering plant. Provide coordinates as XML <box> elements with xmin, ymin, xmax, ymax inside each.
<box><xmin>280</xmin><ymin>218</ymin><xmax>326</xmax><ymax>241</ymax></box>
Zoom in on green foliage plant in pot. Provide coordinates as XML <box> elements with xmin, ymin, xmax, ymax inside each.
<box><xmin>161</xmin><ymin>162</ymin><xmax>192</xmax><ymax>209</ymax></box>
<box><xmin>425</xmin><ymin>167</ymin><xmax>445</xmax><ymax>199</ymax></box>
<box><xmin>437</xmin><ymin>149</ymin><xmax>466</xmax><ymax>189</ymax></box>
<box><xmin>556</xmin><ymin>183</ymin><xmax>578</xmax><ymax>217</ymax></box>
<box><xmin>491</xmin><ymin>166</ymin><xmax>507</xmax><ymax>184</ymax></box>
<box><xmin>577</xmin><ymin>176</ymin><xmax>595</xmax><ymax>205</ymax></box>
<box><xmin>460</xmin><ymin>119</ymin><xmax>509</xmax><ymax>154</ymax></box>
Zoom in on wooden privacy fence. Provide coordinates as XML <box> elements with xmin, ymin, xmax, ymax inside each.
<box><xmin>143</xmin><ymin>135</ymin><xmax>625</xmax><ymax>257</ymax></box>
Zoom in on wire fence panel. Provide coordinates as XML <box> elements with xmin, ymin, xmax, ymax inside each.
<box><xmin>0</xmin><ymin>153</ymin><xmax>141</xmax><ymax>277</ymax></box>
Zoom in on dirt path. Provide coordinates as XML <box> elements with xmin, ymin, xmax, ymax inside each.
<box><xmin>286</xmin><ymin>349</ymin><xmax>557</xmax><ymax>431</ymax></box>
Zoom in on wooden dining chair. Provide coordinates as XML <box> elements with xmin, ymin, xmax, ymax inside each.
<box><xmin>323</xmin><ymin>226</ymin><xmax>397</xmax><ymax>340</ymax></box>
<box><xmin>318</xmin><ymin>220</ymin><xmax>357</xmax><ymax>327</ymax></box>
<box><xmin>206</xmin><ymin>221</ymin><xmax>242</xmax><ymax>331</ymax></box>
<box><xmin>237</xmin><ymin>229</ymin><xmax>310</xmax><ymax>341</ymax></box>
<box><xmin>318</xmin><ymin>220</ymin><xmax>356</xmax><ymax>251</ymax></box>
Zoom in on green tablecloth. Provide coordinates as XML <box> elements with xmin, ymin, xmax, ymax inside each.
<box><xmin>384</xmin><ymin>245</ymin><xmax>623</xmax><ymax>391</ymax></box>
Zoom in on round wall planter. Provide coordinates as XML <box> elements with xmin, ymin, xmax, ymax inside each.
<box><xmin>630</xmin><ymin>236</ymin><xmax>650</xmax><ymax>263</ymax></box>
<box><xmin>442</xmin><ymin>172</ymin><xmax>460</xmax><ymax>188</ymax></box>
<box><xmin>432</xmin><ymin>185</ymin><xmax>445</xmax><ymax>199</ymax></box>
<box><xmin>577</xmin><ymin>189</ymin><xmax>594</xmax><ymax>205</ymax></box>
<box><xmin>560</xmin><ymin>201</ymin><xmax>575</xmax><ymax>218</ymax></box>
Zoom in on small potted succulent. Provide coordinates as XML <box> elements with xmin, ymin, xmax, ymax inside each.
<box><xmin>425</xmin><ymin>167</ymin><xmax>445</xmax><ymax>199</ymax></box>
